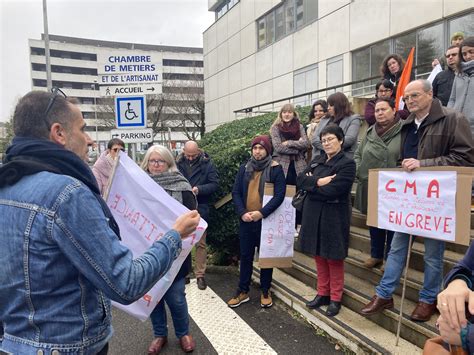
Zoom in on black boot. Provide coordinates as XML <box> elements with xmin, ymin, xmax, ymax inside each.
<box><xmin>326</xmin><ymin>301</ymin><xmax>341</xmax><ymax>317</ymax></box>
<box><xmin>306</xmin><ymin>295</ymin><xmax>330</xmax><ymax>309</ymax></box>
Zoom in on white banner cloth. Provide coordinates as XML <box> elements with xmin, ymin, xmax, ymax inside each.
<box><xmin>107</xmin><ymin>152</ymin><xmax>207</xmax><ymax>320</ymax></box>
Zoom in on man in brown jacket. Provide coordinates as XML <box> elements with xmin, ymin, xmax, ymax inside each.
<box><xmin>361</xmin><ymin>79</ymin><xmax>474</xmax><ymax>322</ymax></box>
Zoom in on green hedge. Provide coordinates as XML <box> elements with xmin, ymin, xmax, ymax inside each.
<box><xmin>200</xmin><ymin>106</ymin><xmax>310</xmax><ymax>265</ymax></box>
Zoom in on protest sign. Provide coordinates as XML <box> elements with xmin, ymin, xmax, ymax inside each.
<box><xmin>259</xmin><ymin>184</ymin><xmax>296</xmax><ymax>268</ymax></box>
<box><xmin>106</xmin><ymin>152</ymin><xmax>207</xmax><ymax>321</ymax></box>
<box><xmin>367</xmin><ymin>167</ymin><xmax>472</xmax><ymax>245</ymax></box>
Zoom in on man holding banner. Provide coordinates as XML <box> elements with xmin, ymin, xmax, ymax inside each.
<box><xmin>228</xmin><ymin>135</ymin><xmax>286</xmax><ymax>309</ymax></box>
<box><xmin>361</xmin><ymin>79</ymin><xmax>474</xmax><ymax>322</ymax></box>
<box><xmin>0</xmin><ymin>90</ymin><xmax>199</xmax><ymax>355</ymax></box>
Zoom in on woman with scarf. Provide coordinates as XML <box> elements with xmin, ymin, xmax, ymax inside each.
<box><xmin>448</xmin><ymin>36</ymin><xmax>474</xmax><ymax>137</ymax></box>
<box><xmin>306</xmin><ymin>100</ymin><xmax>328</xmax><ymax>163</ymax></box>
<box><xmin>354</xmin><ymin>98</ymin><xmax>402</xmax><ymax>269</ymax></box>
<box><xmin>142</xmin><ymin>145</ymin><xmax>197</xmax><ymax>355</ymax></box>
<box><xmin>312</xmin><ymin>92</ymin><xmax>361</xmax><ymax>159</ymax></box>
<box><xmin>297</xmin><ymin>124</ymin><xmax>356</xmax><ymax>317</ymax></box>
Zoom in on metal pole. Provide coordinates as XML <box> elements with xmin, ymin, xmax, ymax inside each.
<box><xmin>92</xmin><ymin>82</ymin><xmax>98</xmax><ymax>143</ymax></box>
<box><xmin>42</xmin><ymin>0</ymin><xmax>52</xmax><ymax>90</ymax></box>
<box><xmin>395</xmin><ymin>234</ymin><xmax>413</xmax><ymax>346</ymax></box>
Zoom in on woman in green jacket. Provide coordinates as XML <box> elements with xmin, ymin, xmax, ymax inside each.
<box><xmin>354</xmin><ymin>98</ymin><xmax>402</xmax><ymax>269</ymax></box>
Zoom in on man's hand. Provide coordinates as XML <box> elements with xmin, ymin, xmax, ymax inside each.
<box><xmin>432</xmin><ymin>58</ymin><xmax>440</xmax><ymax>68</ymax></box>
<box><xmin>172</xmin><ymin>210</ymin><xmax>200</xmax><ymax>238</ymax></box>
<box><xmin>192</xmin><ymin>186</ymin><xmax>199</xmax><ymax>195</ymax></box>
<box><xmin>437</xmin><ymin>279</ymin><xmax>474</xmax><ymax>332</ymax></box>
<box><xmin>401</xmin><ymin>158</ymin><xmax>421</xmax><ymax>171</ymax></box>
<box><xmin>249</xmin><ymin>211</ymin><xmax>263</xmax><ymax>222</ymax></box>
<box><xmin>317</xmin><ymin>174</ymin><xmax>336</xmax><ymax>187</ymax></box>
<box><xmin>437</xmin><ymin>315</ymin><xmax>463</xmax><ymax>346</ymax></box>
<box><xmin>241</xmin><ymin>212</ymin><xmax>253</xmax><ymax>222</ymax></box>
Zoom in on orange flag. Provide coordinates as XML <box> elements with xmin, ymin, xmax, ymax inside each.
<box><xmin>395</xmin><ymin>47</ymin><xmax>415</xmax><ymax>110</ymax></box>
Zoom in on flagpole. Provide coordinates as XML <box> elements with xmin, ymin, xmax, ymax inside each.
<box><xmin>395</xmin><ymin>234</ymin><xmax>413</xmax><ymax>346</ymax></box>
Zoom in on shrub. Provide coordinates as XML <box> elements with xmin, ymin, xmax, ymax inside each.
<box><xmin>200</xmin><ymin>106</ymin><xmax>310</xmax><ymax>264</ymax></box>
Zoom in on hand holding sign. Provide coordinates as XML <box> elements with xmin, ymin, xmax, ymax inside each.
<box><xmin>173</xmin><ymin>210</ymin><xmax>200</xmax><ymax>238</ymax></box>
<box><xmin>401</xmin><ymin>158</ymin><xmax>421</xmax><ymax>171</ymax></box>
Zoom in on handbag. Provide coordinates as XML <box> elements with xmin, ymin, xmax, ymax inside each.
<box><xmin>291</xmin><ymin>190</ymin><xmax>307</xmax><ymax>212</ymax></box>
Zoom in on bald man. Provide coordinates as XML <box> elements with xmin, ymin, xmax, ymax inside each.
<box><xmin>177</xmin><ymin>141</ymin><xmax>219</xmax><ymax>290</ymax></box>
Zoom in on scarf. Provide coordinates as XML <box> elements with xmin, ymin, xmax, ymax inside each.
<box><xmin>149</xmin><ymin>171</ymin><xmax>193</xmax><ymax>204</ymax></box>
<box><xmin>374</xmin><ymin>116</ymin><xmax>400</xmax><ymax>138</ymax></box>
<box><xmin>278</xmin><ymin>118</ymin><xmax>301</xmax><ymax>140</ymax></box>
<box><xmin>461</xmin><ymin>60</ymin><xmax>474</xmax><ymax>76</ymax></box>
<box><xmin>0</xmin><ymin>136</ymin><xmax>121</xmax><ymax>238</ymax></box>
<box><xmin>244</xmin><ymin>155</ymin><xmax>273</xmax><ymax>199</ymax></box>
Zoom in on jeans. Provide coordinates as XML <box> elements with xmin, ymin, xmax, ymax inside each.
<box><xmin>369</xmin><ymin>227</ymin><xmax>394</xmax><ymax>260</ymax></box>
<box><xmin>375</xmin><ymin>232</ymin><xmax>445</xmax><ymax>304</ymax></box>
<box><xmin>150</xmin><ymin>277</ymin><xmax>189</xmax><ymax>338</ymax></box>
<box><xmin>238</xmin><ymin>221</ymin><xmax>273</xmax><ymax>293</ymax></box>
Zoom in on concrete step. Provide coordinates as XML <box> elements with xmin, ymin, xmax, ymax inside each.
<box><xmin>252</xmin><ymin>265</ymin><xmax>423</xmax><ymax>354</ymax></box>
<box><xmin>349</xmin><ymin>226</ymin><xmax>466</xmax><ymax>275</ymax></box>
<box><xmin>351</xmin><ymin>209</ymin><xmax>473</xmax><ymax>255</ymax></box>
<box><xmin>273</xmin><ymin>251</ymin><xmax>437</xmax><ymax>350</ymax></box>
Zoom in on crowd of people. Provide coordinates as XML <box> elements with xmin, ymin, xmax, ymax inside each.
<box><xmin>0</xmin><ymin>33</ymin><xmax>473</xmax><ymax>354</ymax></box>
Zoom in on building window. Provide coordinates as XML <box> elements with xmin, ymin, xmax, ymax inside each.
<box><xmin>163</xmin><ymin>59</ymin><xmax>203</xmax><ymax>67</ymax></box>
<box><xmin>257</xmin><ymin>0</ymin><xmax>318</xmax><ymax>49</ymax></box>
<box><xmin>294</xmin><ymin>64</ymin><xmax>318</xmax><ymax>106</ymax></box>
<box><xmin>448</xmin><ymin>12</ymin><xmax>474</xmax><ymax>38</ymax></box>
<box><xmin>417</xmin><ymin>22</ymin><xmax>444</xmax><ymax>76</ymax></box>
<box><xmin>326</xmin><ymin>55</ymin><xmax>343</xmax><ymax>95</ymax></box>
<box><xmin>215</xmin><ymin>0</ymin><xmax>239</xmax><ymax>20</ymax></box>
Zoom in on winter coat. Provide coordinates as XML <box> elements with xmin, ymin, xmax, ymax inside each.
<box><xmin>176</xmin><ymin>151</ymin><xmax>219</xmax><ymax>220</ymax></box>
<box><xmin>401</xmin><ymin>99</ymin><xmax>474</xmax><ymax>167</ymax></box>
<box><xmin>354</xmin><ymin>120</ymin><xmax>402</xmax><ymax>214</ymax></box>
<box><xmin>92</xmin><ymin>151</ymin><xmax>114</xmax><ymax>194</ymax></box>
<box><xmin>447</xmin><ymin>63</ymin><xmax>474</xmax><ymax>136</ymax></box>
<box><xmin>312</xmin><ymin>114</ymin><xmax>361</xmax><ymax>158</ymax></box>
<box><xmin>296</xmin><ymin>151</ymin><xmax>356</xmax><ymax>260</ymax></box>
<box><xmin>232</xmin><ymin>161</ymin><xmax>286</xmax><ymax>219</ymax></box>
<box><xmin>432</xmin><ymin>68</ymin><xmax>455</xmax><ymax>106</ymax></box>
<box><xmin>270</xmin><ymin>124</ymin><xmax>309</xmax><ymax>177</ymax></box>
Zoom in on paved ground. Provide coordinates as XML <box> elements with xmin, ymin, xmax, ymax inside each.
<box><xmin>109</xmin><ymin>271</ymin><xmax>342</xmax><ymax>354</ymax></box>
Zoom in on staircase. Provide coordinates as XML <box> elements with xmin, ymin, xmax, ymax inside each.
<box><xmin>252</xmin><ymin>207</ymin><xmax>474</xmax><ymax>354</ymax></box>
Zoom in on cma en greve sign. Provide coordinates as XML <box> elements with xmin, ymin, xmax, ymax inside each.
<box><xmin>115</xmin><ymin>96</ymin><xmax>147</xmax><ymax>129</ymax></box>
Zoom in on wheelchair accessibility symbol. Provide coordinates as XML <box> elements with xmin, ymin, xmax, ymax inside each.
<box><xmin>115</xmin><ymin>96</ymin><xmax>147</xmax><ymax>128</ymax></box>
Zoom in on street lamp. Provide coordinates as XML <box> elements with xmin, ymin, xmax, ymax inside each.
<box><xmin>91</xmin><ymin>81</ymin><xmax>98</xmax><ymax>143</ymax></box>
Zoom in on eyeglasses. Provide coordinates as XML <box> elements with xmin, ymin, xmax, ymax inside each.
<box><xmin>321</xmin><ymin>136</ymin><xmax>337</xmax><ymax>145</ymax></box>
<box><xmin>149</xmin><ymin>159</ymin><xmax>167</xmax><ymax>166</ymax></box>
<box><xmin>445</xmin><ymin>53</ymin><xmax>458</xmax><ymax>58</ymax></box>
<box><xmin>402</xmin><ymin>92</ymin><xmax>425</xmax><ymax>102</ymax></box>
<box><xmin>44</xmin><ymin>87</ymin><xmax>67</xmax><ymax>118</ymax></box>
<box><xmin>111</xmin><ymin>147</ymin><xmax>125</xmax><ymax>152</ymax></box>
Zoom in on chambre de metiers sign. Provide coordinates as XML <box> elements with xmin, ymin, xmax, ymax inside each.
<box><xmin>97</xmin><ymin>50</ymin><xmax>163</xmax><ymax>85</ymax></box>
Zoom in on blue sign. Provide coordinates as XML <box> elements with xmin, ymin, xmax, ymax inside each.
<box><xmin>115</xmin><ymin>96</ymin><xmax>147</xmax><ymax>128</ymax></box>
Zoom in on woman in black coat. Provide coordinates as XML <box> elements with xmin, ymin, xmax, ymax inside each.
<box><xmin>296</xmin><ymin>124</ymin><xmax>356</xmax><ymax>317</ymax></box>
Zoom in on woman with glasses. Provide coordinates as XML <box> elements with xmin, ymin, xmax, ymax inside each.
<box><xmin>92</xmin><ymin>138</ymin><xmax>125</xmax><ymax>195</ymax></box>
<box><xmin>355</xmin><ymin>98</ymin><xmax>402</xmax><ymax>269</ymax></box>
<box><xmin>297</xmin><ymin>124</ymin><xmax>356</xmax><ymax>317</ymax></box>
<box><xmin>448</xmin><ymin>36</ymin><xmax>474</xmax><ymax>137</ymax></box>
<box><xmin>141</xmin><ymin>145</ymin><xmax>197</xmax><ymax>354</ymax></box>
<box><xmin>364</xmin><ymin>80</ymin><xmax>409</xmax><ymax>126</ymax></box>
<box><xmin>312</xmin><ymin>92</ymin><xmax>361</xmax><ymax>159</ymax></box>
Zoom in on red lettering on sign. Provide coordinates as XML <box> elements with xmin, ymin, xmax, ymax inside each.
<box><xmin>427</xmin><ymin>179</ymin><xmax>440</xmax><ymax>198</ymax></box>
<box><xmin>385</xmin><ymin>179</ymin><xmax>396</xmax><ymax>192</ymax></box>
<box><xmin>404</xmin><ymin>180</ymin><xmax>417</xmax><ymax>195</ymax></box>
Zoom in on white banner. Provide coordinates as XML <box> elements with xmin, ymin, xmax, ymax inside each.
<box><xmin>377</xmin><ymin>170</ymin><xmax>456</xmax><ymax>241</ymax></box>
<box><xmin>107</xmin><ymin>152</ymin><xmax>207</xmax><ymax>321</ymax></box>
<box><xmin>427</xmin><ymin>64</ymin><xmax>443</xmax><ymax>83</ymax></box>
<box><xmin>259</xmin><ymin>190</ymin><xmax>295</xmax><ymax>263</ymax></box>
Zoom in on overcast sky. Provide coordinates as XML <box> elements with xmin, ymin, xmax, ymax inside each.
<box><xmin>0</xmin><ymin>0</ymin><xmax>215</xmax><ymax>122</ymax></box>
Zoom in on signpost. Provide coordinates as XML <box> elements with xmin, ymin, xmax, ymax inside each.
<box><xmin>100</xmin><ymin>84</ymin><xmax>161</xmax><ymax>97</ymax></box>
<box><xmin>115</xmin><ymin>96</ymin><xmax>147</xmax><ymax>128</ymax></box>
<box><xmin>110</xmin><ymin>128</ymin><xmax>153</xmax><ymax>143</ymax></box>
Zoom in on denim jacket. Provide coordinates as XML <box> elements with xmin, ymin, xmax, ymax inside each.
<box><xmin>0</xmin><ymin>172</ymin><xmax>182</xmax><ymax>355</ymax></box>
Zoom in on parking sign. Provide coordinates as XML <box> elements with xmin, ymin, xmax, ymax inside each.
<box><xmin>115</xmin><ymin>96</ymin><xmax>147</xmax><ymax>128</ymax></box>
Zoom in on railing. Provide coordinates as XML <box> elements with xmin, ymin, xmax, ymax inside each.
<box><xmin>233</xmin><ymin>63</ymin><xmax>433</xmax><ymax>119</ymax></box>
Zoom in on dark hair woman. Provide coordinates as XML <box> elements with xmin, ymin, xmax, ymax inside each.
<box><xmin>380</xmin><ymin>54</ymin><xmax>405</xmax><ymax>95</ymax></box>
<box><xmin>448</xmin><ymin>36</ymin><xmax>474</xmax><ymax>137</ymax></box>
<box><xmin>297</xmin><ymin>124</ymin><xmax>356</xmax><ymax>317</ymax></box>
<box><xmin>364</xmin><ymin>80</ymin><xmax>409</xmax><ymax>126</ymax></box>
<box><xmin>355</xmin><ymin>98</ymin><xmax>402</xmax><ymax>269</ymax></box>
<box><xmin>312</xmin><ymin>92</ymin><xmax>360</xmax><ymax>159</ymax></box>
<box><xmin>142</xmin><ymin>145</ymin><xmax>197</xmax><ymax>354</ymax></box>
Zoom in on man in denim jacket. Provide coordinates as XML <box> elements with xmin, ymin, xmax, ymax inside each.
<box><xmin>0</xmin><ymin>90</ymin><xmax>199</xmax><ymax>355</ymax></box>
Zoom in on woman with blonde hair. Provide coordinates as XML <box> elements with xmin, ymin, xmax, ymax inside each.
<box><xmin>270</xmin><ymin>103</ymin><xmax>309</xmax><ymax>185</ymax></box>
<box><xmin>141</xmin><ymin>145</ymin><xmax>197</xmax><ymax>354</ymax></box>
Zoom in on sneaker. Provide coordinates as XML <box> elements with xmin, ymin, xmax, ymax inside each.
<box><xmin>261</xmin><ymin>290</ymin><xmax>273</xmax><ymax>308</ymax></box>
<box><xmin>227</xmin><ymin>290</ymin><xmax>249</xmax><ymax>308</ymax></box>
